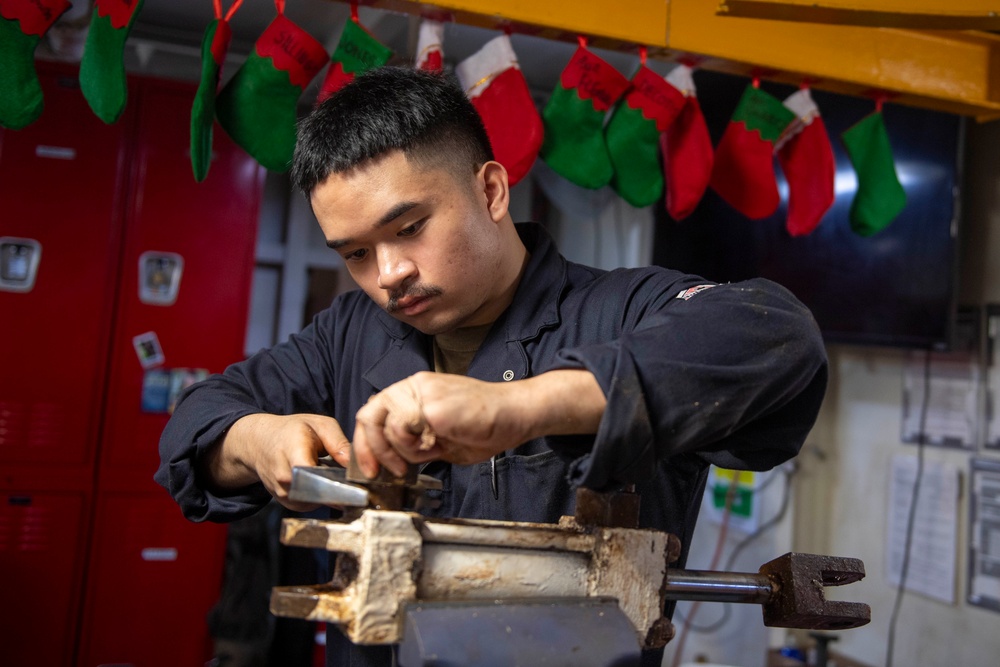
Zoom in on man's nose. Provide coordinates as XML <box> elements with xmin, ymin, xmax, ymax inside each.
<box><xmin>375</xmin><ymin>246</ymin><xmax>416</xmax><ymax>291</ymax></box>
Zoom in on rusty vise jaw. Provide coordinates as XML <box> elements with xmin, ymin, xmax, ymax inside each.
<box><xmin>270</xmin><ymin>509</ymin><xmax>681</xmax><ymax>650</ymax></box>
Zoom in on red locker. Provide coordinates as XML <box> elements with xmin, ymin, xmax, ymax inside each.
<box><xmin>78</xmin><ymin>77</ymin><xmax>264</xmax><ymax>666</ymax></box>
<box><xmin>0</xmin><ymin>65</ymin><xmax>132</xmax><ymax>473</ymax></box>
<box><xmin>0</xmin><ymin>65</ymin><xmax>129</xmax><ymax>667</ymax></box>
<box><xmin>0</xmin><ymin>490</ymin><xmax>90</xmax><ymax>667</ymax></box>
<box><xmin>98</xmin><ymin>78</ymin><xmax>263</xmax><ymax>484</ymax></box>
<box><xmin>76</xmin><ymin>491</ymin><xmax>228</xmax><ymax>667</ymax></box>
<box><xmin>1</xmin><ymin>66</ymin><xmax>263</xmax><ymax>667</ymax></box>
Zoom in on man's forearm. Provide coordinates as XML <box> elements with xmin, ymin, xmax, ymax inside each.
<box><xmin>517</xmin><ymin>369</ymin><xmax>607</xmax><ymax>440</ymax></box>
<box><xmin>199</xmin><ymin>414</ymin><xmax>263</xmax><ymax>490</ymax></box>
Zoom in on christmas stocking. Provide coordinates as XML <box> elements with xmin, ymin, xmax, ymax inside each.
<box><xmin>80</xmin><ymin>0</ymin><xmax>145</xmax><ymax>124</ymax></box>
<box><xmin>841</xmin><ymin>110</ymin><xmax>907</xmax><ymax>236</ymax></box>
<box><xmin>455</xmin><ymin>34</ymin><xmax>543</xmax><ymax>187</ymax></box>
<box><xmin>316</xmin><ymin>15</ymin><xmax>393</xmax><ymax>104</ymax></box>
<box><xmin>415</xmin><ymin>18</ymin><xmax>443</xmax><ymax>72</ymax></box>
<box><xmin>660</xmin><ymin>65</ymin><xmax>713</xmax><ymax>221</ymax></box>
<box><xmin>710</xmin><ymin>83</ymin><xmax>797</xmax><ymax>219</ymax></box>
<box><xmin>606</xmin><ymin>62</ymin><xmax>686</xmax><ymax>207</ymax></box>
<box><xmin>775</xmin><ymin>88</ymin><xmax>835</xmax><ymax>236</ymax></box>
<box><xmin>540</xmin><ymin>42</ymin><xmax>629</xmax><ymax>189</ymax></box>
<box><xmin>216</xmin><ymin>1</ymin><xmax>327</xmax><ymax>172</ymax></box>
<box><xmin>0</xmin><ymin>0</ymin><xmax>70</xmax><ymax>129</ymax></box>
<box><xmin>191</xmin><ymin>1</ymin><xmax>244</xmax><ymax>182</ymax></box>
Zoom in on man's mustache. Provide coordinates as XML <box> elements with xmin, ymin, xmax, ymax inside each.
<box><xmin>386</xmin><ymin>285</ymin><xmax>444</xmax><ymax>313</ymax></box>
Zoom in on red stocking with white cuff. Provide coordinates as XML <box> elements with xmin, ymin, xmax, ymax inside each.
<box><xmin>415</xmin><ymin>19</ymin><xmax>443</xmax><ymax>72</ymax></box>
<box><xmin>455</xmin><ymin>34</ymin><xmax>543</xmax><ymax>187</ymax></box>
<box><xmin>776</xmin><ymin>88</ymin><xmax>835</xmax><ymax>236</ymax></box>
<box><xmin>660</xmin><ymin>65</ymin><xmax>713</xmax><ymax>221</ymax></box>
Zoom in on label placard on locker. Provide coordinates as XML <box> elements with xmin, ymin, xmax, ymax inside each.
<box><xmin>138</xmin><ymin>251</ymin><xmax>184</xmax><ymax>306</ymax></box>
<box><xmin>0</xmin><ymin>237</ymin><xmax>42</xmax><ymax>293</ymax></box>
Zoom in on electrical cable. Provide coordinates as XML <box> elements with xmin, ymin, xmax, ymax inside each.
<box><xmin>673</xmin><ymin>463</ymin><xmax>796</xmax><ymax>634</ymax></box>
<box><xmin>671</xmin><ymin>589</ymin><xmax>731</xmax><ymax>635</ymax></box>
<box><xmin>723</xmin><ymin>464</ymin><xmax>795</xmax><ymax>573</ymax></box>
<box><xmin>669</xmin><ymin>474</ymin><xmax>738</xmax><ymax>667</ymax></box>
<box><xmin>885</xmin><ymin>350</ymin><xmax>932</xmax><ymax>667</ymax></box>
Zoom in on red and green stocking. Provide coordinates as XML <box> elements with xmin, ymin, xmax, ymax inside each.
<box><xmin>660</xmin><ymin>65</ymin><xmax>713</xmax><ymax>221</ymax></box>
<box><xmin>455</xmin><ymin>34</ymin><xmax>542</xmax><ymax>187</ymax></box>
<box><xmin>216</xmin><ymin>1</ymin><xmax>327</xmax><ymax>172</ymax></box>
<box><xmin>316</xmin><ymin>12</ymin><xmax>392</xmax><ymax>104</ymax></box>
<box><xmin>541</xmin><ymin>42</ymin><xmax>630</xmax><ymax>189</ymax></box>
<box><xmin>0</xmin><ymin>0</ymin><xmax>70</xmax><ymax>129</ymax></box>
<box><xmin>776</xmin><ymin>88</ymin><xmax>835</xmax><ymax>236</ymax></box>
<box><xmin>606</xmin><ymin>61</ymin><xmax>686</xmax><ymax>207</ymax></box>
<box><xmin>841</xmin><ymin>110</ymin><xmax>907</xmax><ymax>236</ymax></box>
<box><xmin>80</xmin><ymin>0</ymin><xmax>145</xmax><ymax>124</ymax></box>
<box><xmin>710</xmin><ymin>83</ymin><xmax>797</xmax><ymax>219</ymax></box>
<box><xmin>191</xmin><ymin>1</ymin><xmax>244</xmax><ymax>182</ymax></box>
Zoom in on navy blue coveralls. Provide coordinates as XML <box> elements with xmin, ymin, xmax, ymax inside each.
<box><xmin>156</xmin><ymin>223</ymin><xmax>828</xmax><ymax>666</ymax></box>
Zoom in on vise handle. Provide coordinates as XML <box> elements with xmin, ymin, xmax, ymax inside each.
<box><xmin>664</xmin><ymin>552</ymin><xmax>870</xmax><ymax>631</ymax></box>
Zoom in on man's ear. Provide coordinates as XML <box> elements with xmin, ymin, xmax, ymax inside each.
<box><xmin>479</xmin><ymin>161</ymin><xmax>510</xmax><ymax>223</ymax></box>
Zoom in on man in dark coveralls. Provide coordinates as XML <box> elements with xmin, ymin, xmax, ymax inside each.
<box><xmin>155</xmin><ymin>66</ymin><xmax>828</xmax><ymax>667</ymax></box>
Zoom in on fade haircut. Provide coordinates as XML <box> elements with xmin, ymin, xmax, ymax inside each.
<box><xmin>291</xmin><ymin>66</ymin><xmax>494</xmax><ymax>195</ymax></box>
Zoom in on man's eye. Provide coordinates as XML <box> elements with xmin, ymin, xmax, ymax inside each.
<box><xmin>345</xmin><ymin>248</ymin><xmax>367</xmax><ymax>261</ymax></box>
<box><xmin>398</xmin><ymin>220</ymin><xmax>425</xmax><ymax>237</ymax></box>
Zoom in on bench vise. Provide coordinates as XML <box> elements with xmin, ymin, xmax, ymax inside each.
<box><xmin>269</xmin><ymin>464</ymin><xmax>870</xmax><ymax>663</ymax></box>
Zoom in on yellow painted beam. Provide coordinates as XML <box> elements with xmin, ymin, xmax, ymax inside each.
<box><xmin>371</xmin><ymin>0</ymin><xmax>669</xmax><ymax>47</ymax></box>
<box><xmin>362</xmin><ymin>0</ymin><xmax>1000</xmax><ymax>118</ymax></box>
<box><xmin>669</xmin><ymin>0</ymin><xmax>1000</xmax><ymax>118</ymax></box>
<box><xmin>717</xmin><ymin>1</ymin><xmax>1000</xmax><ymax>30</ymax></box>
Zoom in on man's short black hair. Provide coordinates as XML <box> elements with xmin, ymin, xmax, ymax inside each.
<box><xmin>291</xmin><ymin>66</ymin><xmax>494</xmax><ymax>195</ymax></box>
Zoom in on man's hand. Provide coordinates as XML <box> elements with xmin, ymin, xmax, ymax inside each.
<box><xmin>202</xmin><ymin>413</ymin><xmax>352</xmax><ymax>511</ymax></box>
<box><xmin>353</xmin><ymin>369</ymin><xmax>607</xmax><ymax>478</ymax></box>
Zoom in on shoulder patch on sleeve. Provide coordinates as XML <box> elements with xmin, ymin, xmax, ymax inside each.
<box><xmin>675</xmin><ymin>284</ymin><xmax>717</xmax><ymax>300</ymax></box>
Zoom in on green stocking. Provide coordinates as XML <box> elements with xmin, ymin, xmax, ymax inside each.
<box><xmin>215</xmin><ymin>9</ymin><xmax>327</xmax><ymax>172</ymax></box>
<box><xmin>541</xmin><ymin>45</ymin><xmax>630</xmax><ymax>190</ymax></box>
<box><xmin>79</xmin><ymin>0</ymin><xmax>145</xmax><ymax>124</ymax></box>
<box><xmin>190</xmin><ymin>18</ymin><xmax>233</xmax><ymax>182</ymax></box>
<box><xmin>841</xmin><ymin>111</ymin><xmax>907</xmax><ymax>236</ymax></box>
<box><xmin>0</xmin><ymin>0</ymin><xmax>70</xmax><ymax>129</ymax></box>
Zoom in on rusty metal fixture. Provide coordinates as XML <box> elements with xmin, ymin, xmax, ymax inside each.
<box><xmin>275</xmin><ymin>464</ymin><xmax>869</xmax><ymax>652</ymax></box>
<box><xmin>759</xmin><ymin>552</ymin><xmax>870</xmax><ymax>631</ymax></box>
<box><xmin>347</xmin><ymin>454</ymin><xmax>441</xmax><ymax>512</ymax></box>
<box><xmin>346</xmin><ymin>449</ymin><xmax>418</xmax><ymax>486</ymax></box>
<box><xmin>661</xmin><ymin>552</ymin><xmax>870</xmax><ymax>630</ymax></box>
<box><xmin>574</xmin><ymin>486</ymin><xmax>641</xmax><ymax>528</ymax></box>
<box><xmin>289</xmin><ymin>460</ymin><xmax>441</xmax><ymax>513</ymax></box>
<box><xmin>271</xmin><ymin>509</ymin><xmax>682</xmax><ymax>650</ymax></box>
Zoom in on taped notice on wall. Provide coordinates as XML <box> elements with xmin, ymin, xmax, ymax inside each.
<box><xmin>969</xmin><ymin>458</ymin><xmax>1000</xmax><ymax>614</ymax></box>
<box><xmin>886</xmin><ymin>454</ymin><xmax>960</xmax><ymax>605</ymax></box>
<box><xmin>901</xmin><ymin>350</ymin><xmax>979</xmax><ymax>449</ymax></box>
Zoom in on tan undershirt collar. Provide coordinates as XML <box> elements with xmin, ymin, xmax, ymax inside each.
<box><xmin>433</xmin><ymin>322</ymin><xmax>494</xmax><ymax>376</ymax></box>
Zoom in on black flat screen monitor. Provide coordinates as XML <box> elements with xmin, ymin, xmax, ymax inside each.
<box><xmin>653</xmin><ymin>72</ymin><xmax>964</xmax><ymax>350</ymax></box>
